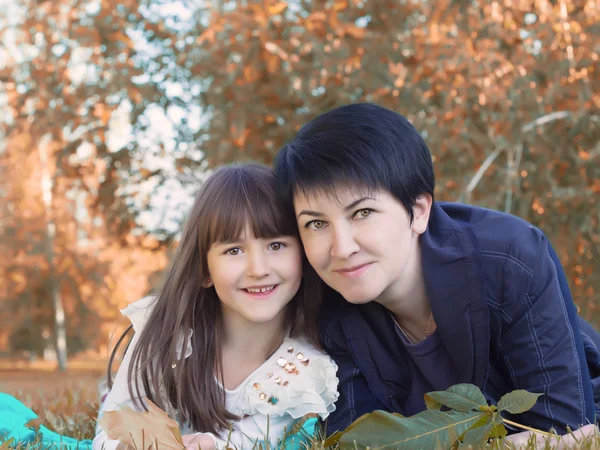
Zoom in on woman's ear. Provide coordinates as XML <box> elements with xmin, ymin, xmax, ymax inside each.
<box><xmin>411</xmin><ymin>193</ymin><xmax>433</xmax><ymax>235</ymax></box>
<box><xmin>202</xmin><ymin>276</ymin><xmax>213</xmax><ymax>288</ymax></box>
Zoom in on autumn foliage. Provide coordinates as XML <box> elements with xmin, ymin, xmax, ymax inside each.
<box><xmin>0</xmin><ymin>0</ymin><xmax>599</xmax><ymax>358</ymax></box>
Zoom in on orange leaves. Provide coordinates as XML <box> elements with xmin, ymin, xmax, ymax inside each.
<box><xmin>128</xmin><ymin>87</ymin><xmax>143</xmax><ymax>105</ymax></box>
<box><xmin>95</xmin><ymin>108</ymin><xmax>112</xmax><ymax>129</ymax></box>
<box><xmin>265</xmin><ymin>42</ymin><xmax>289</xmax><ymax>61</ymax></box>
<box><xmin>1</xmin><ymin>0</ymin><xmax>598</xmax><ymax>340</ymax></box>
<box><xmin>268</xmin><ymin>2</ymin><xmax>287</xmax><ymax>16</ymax></box>
<box><xmin>98</xmin><ymin>399</ymin><xmax>184</xmax><ymax>450</ymax></box>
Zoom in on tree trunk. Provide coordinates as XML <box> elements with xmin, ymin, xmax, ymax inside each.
<box><xmin>38</xmin><ymin>134</ymin><xmax>68</xmax><ymax>372</ymax></box>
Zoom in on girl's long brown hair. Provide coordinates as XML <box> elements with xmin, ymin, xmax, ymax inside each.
<box><xmin>107</xmin><ymin>164</ymin><xmax>321</xmax><ymax>434</ymax></box>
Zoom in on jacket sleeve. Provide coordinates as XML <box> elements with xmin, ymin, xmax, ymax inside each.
<box><xmin>498</xmin><ymin>229</ymin><xmax>594</xmax><ymax>433</ymax></box>
<box><xmin>319</xmin><ymin>313</ymin><xmax>387</xmax><ymax>435</ymax></box>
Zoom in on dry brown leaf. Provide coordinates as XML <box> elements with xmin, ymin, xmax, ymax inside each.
<box><xmin>97</xmin><ymin>398</ymin><xmax>185</xmax><ymax>450</ymax></box>
<box><xmin>0</xmin><ymin>439</ymin><xmax>14</xmax><ymax>450</ymax></box>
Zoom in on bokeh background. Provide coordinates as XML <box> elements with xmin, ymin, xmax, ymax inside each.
<box><xmin>0</xmin><ymin>0</ymin><xmax>598</xmax><ymax>379</ymax></box>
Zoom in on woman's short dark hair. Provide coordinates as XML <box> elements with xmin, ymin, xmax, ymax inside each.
<box><xmin>274</xmin><ymin>103</ymin><xmax>435</xmax><ymax>222</ymax></box>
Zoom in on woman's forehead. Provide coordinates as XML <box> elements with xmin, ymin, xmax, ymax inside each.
<box><xmin>293</xmin><ymin>184</ymin><xmax>380</xmax><ymax>208</ymax></box>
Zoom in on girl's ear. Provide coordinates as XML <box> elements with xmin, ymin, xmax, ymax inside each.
<box><xmin>202</xmin><ymin>276</ymin><xmax>213</xmax><ymax>288</ymax></box>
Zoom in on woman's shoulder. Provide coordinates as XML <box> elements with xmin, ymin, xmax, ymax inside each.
<box><xmin>120</xmin><ymin>295</ymin><xmax>159</xmax><ymax>333</ymax></box>
<box><xmin>235</xmin><ymin>335</ymin><xmax>339</xmax><ymax>420</ymax></box>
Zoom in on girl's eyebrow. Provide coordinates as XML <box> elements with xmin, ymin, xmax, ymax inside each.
<box><xmin>296</xmin><ymin>196</ymin><xmax>375</xmax><ymax>219</ymax></box>
<box><xmin>214</xmin><ymin>238</ymin><xmax>244</xmax><ymax>245</ymax></box>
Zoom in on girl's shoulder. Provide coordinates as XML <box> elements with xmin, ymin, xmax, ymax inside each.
<box><xmin>235</xmin><ymin>335</ymin><xmax>339</xmax><ymax>420</ymax></box>
<box><xmin>120</xmin><ymin>295</ymin><xmax>159</xmax><ymax>333</ymax></box>
<box><xmin>119</xmin><ymin>295</ymin><xmax>193</xmax><ymax>361</ymax></box>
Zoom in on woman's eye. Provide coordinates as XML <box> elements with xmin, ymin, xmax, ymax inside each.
<box><xmin>225</xmin><ymin>247</ymin><xmax>242</xmax><ymax>256</ymax></box>
<box><xmin>354</xmin><ymin>208</ymin><xmax>373</xmax><ymax>219</ymax></box>
<box><xmin>268</xmin><ymin>242</ymin><xmax>286</xmax><ymax>251</ymax></box>
<box><xmin>306</xmin><ymin>220</ymin><xmax>325</xmax><ymax>230</ymax></box>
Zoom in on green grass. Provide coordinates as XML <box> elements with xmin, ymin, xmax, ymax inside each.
<box><xmin>4</xmin><ymin>387</ymin><xmax>599</xmax><ymax>450</ymax></box>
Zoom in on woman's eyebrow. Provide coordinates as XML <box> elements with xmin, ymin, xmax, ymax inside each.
<box><xmin>296</xmin><ymin>197</ymin><xmax>375</xmax><ymax>219</ymax></box>
<box><xmin>296</xmin><ymin>209</ymin><xmax>324</xmax><ymax>219</ymax></box>
<box><xmin>343</xmin><ymin>197</ymin><xmax>375</xmax><ymax>211</ymax></box>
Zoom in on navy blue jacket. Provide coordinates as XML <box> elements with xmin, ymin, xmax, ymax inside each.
<box><xmin>320</xmin><ymin>202</ymin><xmax>600</xmax><ymax>435</ymax></box>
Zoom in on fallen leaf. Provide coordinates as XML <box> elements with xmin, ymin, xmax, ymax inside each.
<box><xmin>97</xmin><ymin>398</ymin><xmax>185</xmax><ymax>450</ymax></box>
<box><xmin>0</xmin><ymin>438</ymin><xmax>14</xmax><ymax>450</ymax></box>
<box><xmin>24</xmin><ymin>417</ymin><xmax>44</xmax><ymax>433</ymax></box>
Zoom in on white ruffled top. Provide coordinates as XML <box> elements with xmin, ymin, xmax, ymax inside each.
<box><xmin>93</xmin><ymin>296</ymin><xmax>339</xmax><ymax>450</ymax></box>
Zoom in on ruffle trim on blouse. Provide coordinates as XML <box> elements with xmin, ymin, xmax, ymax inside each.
<box><xmin>235</xmin><ymin>337</ymin><xmax>339</xmax><ymax>420</ymax></box>
<box><xmin>120</xmin><ymin>296</ymin><xmax>193</xmax><ymax>360</ymax></box>
<box><xmin>120</xmin><ymin>298</ymin><xmax>340</xmax><ymax>420</ymax></box>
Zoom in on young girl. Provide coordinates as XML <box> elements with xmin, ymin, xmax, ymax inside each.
<box><xmin>93</xmin><ymin>164</ymin><xmax>339</xmax><ymax>450</ymax></box>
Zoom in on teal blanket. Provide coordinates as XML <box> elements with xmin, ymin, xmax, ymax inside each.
<box><xmin>0</xmin><ymin>393</ymin><xmax>92</xmax><ymax>449</ymax></box>
<box><xmin>0</xmin><ymin>392</ymin><xmax>317</xmax><ymax>450</ymax></box>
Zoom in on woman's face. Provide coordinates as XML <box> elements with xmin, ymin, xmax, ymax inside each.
<box><xmin>294</xmin><ymin>187</ymin><xmax>431</xmax><ymax>307</ymax></box>
<box><xmin>206</xmin><ymin>225</ymin><xmax>303</xmax><ymax>328</ymax></box>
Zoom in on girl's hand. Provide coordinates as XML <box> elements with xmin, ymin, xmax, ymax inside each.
<box><xmin>182</xmin><ymin>433</ymin><xmax>216</xmax><ymax>450</ymax></box>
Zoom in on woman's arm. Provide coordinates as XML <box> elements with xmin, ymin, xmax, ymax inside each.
<box><xmin>503</xmin><ymin>423</ymin><xmax>598</xmax><ymax>448</ymax></box>
<box><xmin>497</xmin><ymin>231</ymin><xmax>594</xmax><ymax>433</ymax></box>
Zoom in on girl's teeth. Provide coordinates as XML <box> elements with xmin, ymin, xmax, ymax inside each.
<box><xmin>247</xmin><ymin>286</ymin><xmax>274</xmax><ymax>293</ymax></box>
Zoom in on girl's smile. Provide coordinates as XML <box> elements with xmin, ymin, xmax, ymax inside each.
<box><xmin>206</xmin><ymin>226</ymin><xmax>302</xmax><ymax>326</ymax></box>
<box><xmin>242</xmin><ymin>284</ymin><xmax>279</xmax><ymax>297</ymax></box>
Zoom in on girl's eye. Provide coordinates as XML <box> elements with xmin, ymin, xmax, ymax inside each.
<box><xmin>305</xmin><ymin>220</ymin><xmax>326</xmax><ymax>231</ymax></box>
<box><xmin>225</xmin><ymin>247</ymin><xmax>242</xmax><ymax>256</ymax></box>
<box><xmin>268</xmin><ymin>241</ymin><xmax>287</xmax><ymax>251</ymax></box>
<box><xmin>353</xmin><ymin>208</ymin><xmax>373</xmax><ymax>219</ymax></box>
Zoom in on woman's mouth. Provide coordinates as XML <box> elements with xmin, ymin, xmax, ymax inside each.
<box><xmin>335</xmin><ymin>262</ymin><xmax>373</xmax><ymax>278</ymax></box>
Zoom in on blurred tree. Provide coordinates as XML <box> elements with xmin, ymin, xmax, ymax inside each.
<box><xmin>0</xmin><ymin>0</ymin><xmax>598</xmax><ymax>363</ymax></box>
<box><xmin>188</xmin><ymin>0</ymin><xmax>600</xmax><ymax>323</ymax></box>
<box><xmin>0</xmin><ymin>135</ymin><xmax>169</xmax><ymax>363</ymax></box>
<box><xmin>0</xmin><ymin>0</ymin><xmax>191</xmax><ymax>366</ymax></box>
<box><xmin>0</xmin><ymin>0</ymin><xmax>206</xmax><ymax>234</ymax></box>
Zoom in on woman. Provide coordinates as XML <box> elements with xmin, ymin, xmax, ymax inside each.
<box><xmin>274</xmin><ymin>103</ymin><xmax>600</xmax><ymax>445</ymax></box>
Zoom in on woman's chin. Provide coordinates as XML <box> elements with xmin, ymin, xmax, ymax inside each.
<box><xmin>340</xmin><ymin>288</ymin><xmax>378</xmax><ymax>305</ymax></box>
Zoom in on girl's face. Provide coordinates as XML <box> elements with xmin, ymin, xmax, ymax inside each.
<box><xmin>206</xmin><ymin>225</ymin><xmax>303</xmax><ymax>328</ymax></box>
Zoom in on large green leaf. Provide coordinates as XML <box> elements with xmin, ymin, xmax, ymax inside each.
<box><xmin>458</xmin><ymin>414</ymin><xmax>504</xmax><ymax>449</ymax></box>
<box><xmin>339</xmin><ymin>409</ymin><xmax>485</xmax><ymax>450</ymax></box>
<box><xmin>323</xmin><ymin>410</ymin><xmax>400</xmax><ymax>447</ymax></box>
<box><xmin>424</xmin><ymin>384</ymin><xmax>488</xmax><ymax>412</ymax></box>
<box><xmin>489</xmin><ymin>419</ymin><xmax>508</xmax><ymax>440</ymax></box>
<box><xmin>425</xmin><ymin>394</ymin><xmax>443</xmax><ymax>411</ymax></box>
<box><xmin>497</xmin><ymin>390</ymin><xmax>543</xmax><ymax>414</ymax></box>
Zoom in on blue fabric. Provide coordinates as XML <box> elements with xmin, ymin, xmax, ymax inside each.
<box><xmin>0</xmin><ymin>391</ymin><xmax>317</xmax><ymax>450</ymax></box>
<box><xmin>394</xmin><ymin>329</ymin><xmax>461</xmax><ymax>416</ymax></box>
<box><xmin>0</xmin><ymin>392</ymin><xmax>92</xmax><ymax>449</ymax></box>
<box><xmin>281</xmin><ymin>417</ymin><xmax>319</xmax><ymax>450</ymax></box>
<box><xmin>320</xmin><ymin>202</ymin><xmax>600</xmax><ymax>435</ymax></box>
<box><xmin>546</xmin><ymin>243</ymin><xmax>597</xmax><ymax>423</ymax></box>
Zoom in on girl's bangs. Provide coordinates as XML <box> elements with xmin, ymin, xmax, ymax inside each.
<box><xmin>204</xmin><ymin>167</ymin><xmax>298</xmax><ymax>245</ymax></box>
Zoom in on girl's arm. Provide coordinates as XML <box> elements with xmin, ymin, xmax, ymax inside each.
<box><xmin>181</xmin><ymin>433</ymin><xmax>217</xmax><ymax>450</ymax></box>
<box><xmin>93</xmin><ymin>332</ymin><xmax>144</xmax><ymax>450</ymax></box>
<box><xmin>95</xmin><ymin>296</ymin><xmax>162</xmax><ymax>450</ymax></box>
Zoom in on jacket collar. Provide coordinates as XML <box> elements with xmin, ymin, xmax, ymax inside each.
<box><xmin>421</xmin><ymin>202</ymin><xmax>489</xmax><ymax>388</ymax></box>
